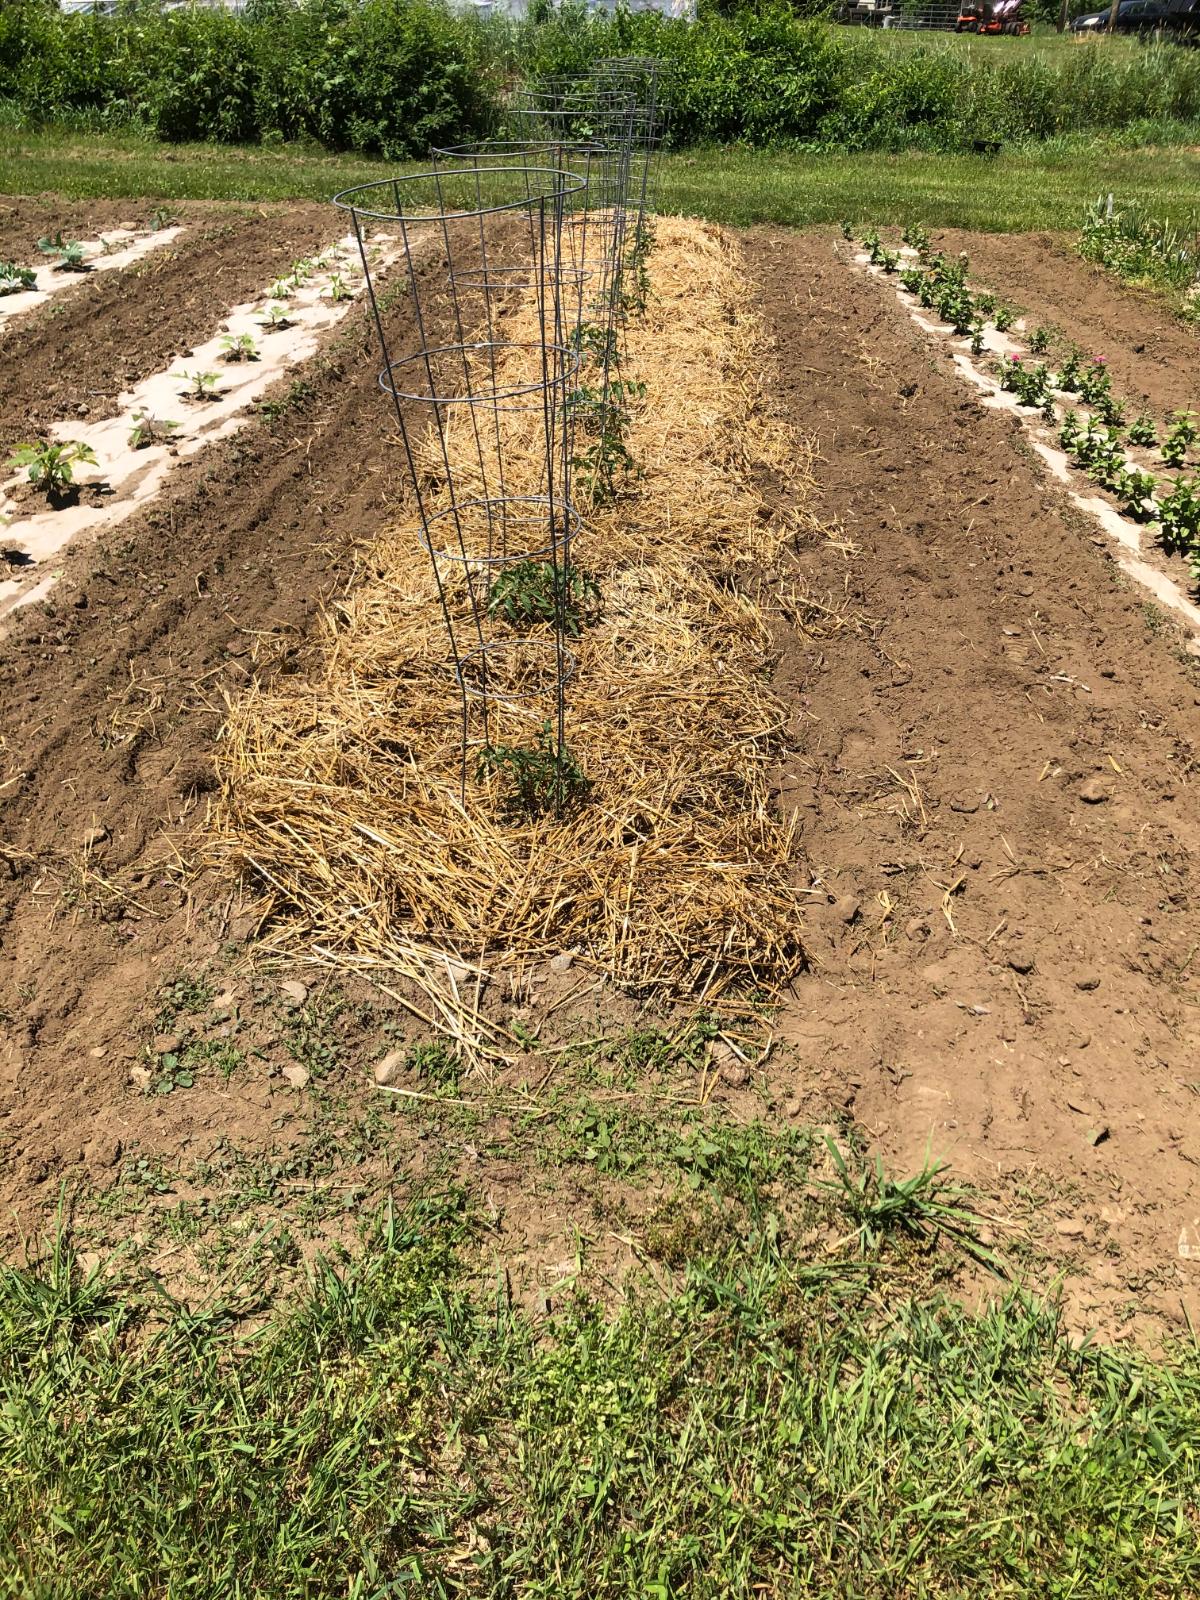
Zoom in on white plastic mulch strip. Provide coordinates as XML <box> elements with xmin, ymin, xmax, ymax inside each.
<box><xmin>853</xmin><ymin>248</ymin><xmax>1200</xmax><ymax>641</ymax></box>
<box><xmin>0</xmin><ymin>227</ymin><xmax>184</xmax><ymax>331</ymax></box>
<box><xmin>0</xmin><ymin>233</ymin><xmax>404</xmax><ymax>621</ymax></box>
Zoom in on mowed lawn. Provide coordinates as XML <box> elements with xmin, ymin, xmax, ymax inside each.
<box><xmin>3</xmin><ymin>122</ymin><xmax>1200</xmax><ymax>231</ymax></box>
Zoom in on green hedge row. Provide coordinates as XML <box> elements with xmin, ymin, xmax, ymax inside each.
<box><xmin>4</xmin><ymin>0</ymin><xmax>1200</xmax><ymax>156</ymax></box>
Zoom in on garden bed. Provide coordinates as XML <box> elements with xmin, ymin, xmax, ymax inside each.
<box><xmin>0</xmin><ymin>202</ymin><xmax>1198</xmax><ymax>1351</ymax></box>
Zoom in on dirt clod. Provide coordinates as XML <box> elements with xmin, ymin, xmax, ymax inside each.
<box><xmin>1078</xmin><ymin>778</ymin><xmax>1111</xmax><ymax>805</ymax></box>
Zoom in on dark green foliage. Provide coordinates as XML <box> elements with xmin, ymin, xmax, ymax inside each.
<box><xmin>485</xmin><ymin>559</ymin><xmax>600</xmax><ymax>636</ymax></box>
<box><xmin>477</xmin><ymin>720</ymin><xmax>591</xmax><ymax>818</ymax></box>
<box><xmin>5</xmin><ymin>1</ymin><xmax>1200</xmax><ymax>155</ymax></box>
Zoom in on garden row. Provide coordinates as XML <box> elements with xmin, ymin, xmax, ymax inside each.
<box><xmin>857</xmin><ymin>226</ymin><xmax>1200</xmax><ymax>585</ymax></box>
<box><xmin>5</xmin><ymin>0</ymin><xmax>1200</xmax><ymax>155</ymax></box>
<box><xmin>3</xmin><ymin>238</ymin><xmax>353</xmax><ymax>492</ymax></box>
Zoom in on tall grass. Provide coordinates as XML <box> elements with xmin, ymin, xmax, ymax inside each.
<box><xmin>3</xmin><ymin>0</ymin><xmax>1200</xmax><ymax>156</ymax></box>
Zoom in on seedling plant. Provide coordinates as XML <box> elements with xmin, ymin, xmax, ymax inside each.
<box><xmin>1127</xmin><ymin>413</ymin><xmax>1158</xmax><ymax>448</ymax></box>
<box><xmin>486</xmin><ymin>560</ymin><xmax>600</xmax><ymax>636</ymax></box>
<box><xmin>0</xmin><ymin>261</ymin><xmax>36</xmax><ymax>295</ymax></box>
<box><xmin>1156</xmin><ymin>476</ymin><xmax>1200</xmax><ymax>575</ymax></box>
<box><xmin>7</xmin><ymin>440</ymin><xmax>97</xmax><ymax>496</ymax></box>
<box><xmin>258</xmin><ymin>303</ymin><xmax>294</xmax><ymax>331</ymax></box>
<box><xmin>174</xmin><ymin>370</ymin><xmax>221</xmax><ymax>401</ymax></box>
<box><xmin>1162</xmin><ymin>410</ymin><xmax>1197</xmax><ymax>469</ymax></box>
<box><xmin>477</xmin><ymin>721</ymin><xmax>591</xmax><ymax>818</ymax></box>
<box><xmin>128</xmin><ymin>410</ymin><xmax>180</xmax><ymax>450</ymax></box>
<box><xmin>219</xmin><ymin>333</ymin><xmax>258</xmax><ymax>363</ymax></box>
<box><xmin>1000</xmin><ymin>356</ymin><xmax>1052</xmax><ymax>409</ymax></box>
<box><xmin>37</xmin><ymin>232</ymin><xmax>86</xmax><ymax>271</ymax></box>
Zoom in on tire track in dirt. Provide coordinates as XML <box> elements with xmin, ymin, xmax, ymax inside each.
<box><xmin>747</xmin><ymin>227</ymin><xmax>1200</xmax><ymax>1342</ymax></box>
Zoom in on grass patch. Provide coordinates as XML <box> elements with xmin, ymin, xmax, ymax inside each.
<box><xmin>2</xmin><ymin>1190</ymin><xmax>1199</xmax><ymax>1597</ymax></box>
<box><xmin>3</xmin><ymin>125</ymin><xmax>1200</xmax><ymax>232</ymax></box>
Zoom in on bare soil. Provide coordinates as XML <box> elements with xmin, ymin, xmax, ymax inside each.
<box><xmin>749</xmin><ymin>227</ymin><xmax>1200</xmax><ymax>1342</ymax></box>
<box><xmin>941</xmin><ymin>227</ymin><xmax>1200</xmax><ymax>419</ymax></box>
<box><xmin>2</xmin><ymin>213</ymin><xmax>1200</xmax><ymax>1340</ymax></box>
<box><xmin>0</xmin><ymin>197</ymin><xmax>334</xmax><ymax>454</ymax></box>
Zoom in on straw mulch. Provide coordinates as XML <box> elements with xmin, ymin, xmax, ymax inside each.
<box><xmin>211</xmin><ymin>217</ymin><xmax>819</xmax><ymax>1055</ymax></box>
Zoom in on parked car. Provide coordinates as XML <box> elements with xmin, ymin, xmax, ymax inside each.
<box><xmin>1070</xmin><ymin>0</ymin><xmax>1198</xmax><ymax>37</ymax></box>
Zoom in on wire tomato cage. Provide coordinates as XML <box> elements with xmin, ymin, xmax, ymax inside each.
<box><xmin>335</xmin><ymin>65</ymin><xmax>667</xmax><ymax>818</ymax></box>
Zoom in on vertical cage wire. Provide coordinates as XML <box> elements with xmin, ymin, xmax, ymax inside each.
<box><xmin>334</xmin><ymin>163</ymin><xmax>588</xmax><ymax>803</ymax></box>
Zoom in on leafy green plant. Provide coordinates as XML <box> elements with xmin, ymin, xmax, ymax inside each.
<box><xmin>1156</xmin><ymin>475</ymin><xmax>1200</xmax><ymax>571</ymax></box>
<box><xmin>7</xmin><ymin>439</ymin><xmax>96</xmax><ymax>496</ymax></box>
<box><xmin>839</xmin><ymin>219</ymin><xmax>853</xmax><ymax>241</ymax></box>
<box><xmin>174</xmin><ymin>369</ymin><xmax>221</xmax><ymax>401</ymax></box>
<box><xmin>862</xmin><ymin>228</ymin><xmax>882</xmax><ymax>262</ymax></box>
<box><xmin>899</xmin><ymin>264</ymin><xmax>924</xmax><ymax>296</ymax></box>
<box><xmin>0</xmin><ymin>260</ymin><xmax>36</xmax><ymax>295</ymax></box>
<box><xmin>1121</xmin><ymin>467</ymin><xmax>1158</xmax><ymax>519</ymax></box>
<box><xmin>476</xmin><ymin>720</ymin><xmax>591</xmax><ymax>818</ymax></box>
<box><xmin>219</xmin><ymin>332</ymin><xmax>258</xmax><ymax>362</ymax></box>
<box><xmin>323</xmin><ymin>272</ymin><xmax>352</xmax><ymax>303</ymax></box>
<box><xmin>1028</xmin><ymin>325</ymin><xmax>1052</xmax><ymax>355</ymax></box>
<box><xmin>148</xmin><ymin>205</ymin><xmax>179</xmax><ymax>232</ymax></box>
<box><xmin>257</xmin><ymin>303</ymin><xmax>294</xmax><ymax>331</ymax></box>
<box><xmin>877</xmin><ymin>247</ymin><xmax>900</xmax><ymax>274</ymax></box>
<box><xmin>127</xmin><ymin>409</ymin><xmax>179</xmax><ymax>450</ymax></box>
<box><xmin>1058</xmin><ymin>410</ymin><xmax>1082</xmax><ymax>453</ymax></box>
<box><xmin>1162</xmin><ymin>409</ymin><xmax>1197</xmax><ymax>468</ymax></box>
<box><xmin>1127</xmin><ymin>412</ymin><xmax>1158</xmax><ymax>448</ymax></box>
<box><xmin>1078</xmin><ymin>356</ymin><xmax>1113</xmax><ymax>408</ymax></box>
<box><xmin>994</xmin><ymin>306</ymin><xmax>1015</xmax><ymax>333</ymax></box>
<box><xmin>969</xmin><ymin>320</ymin><xmax>985</xmax><ymax>357</ymax></box>
<box><xmin>37</xmin><ymin>232</ymin><xmax>85</xmax><ymax>271</ymax></box>
<box><xmin>974</xmin><ymin>291</ymin><xmax>997</xmax><ymax>318</ymax></box>
<box><xmin>901</xmin><ymin>221</ymin><xmax>929</xmax><ymax>254</ymax></box>
<box><xmin>1056</xmin><ymin>349</ymin><xmax>1082</xmax><ymax>392</ymax></box>
<box><xmin>268</xmin><ymin>277</ymin><xmax>294</xmax><ymax>300</ymax></box>
<box><xmin>485</xmin><ymin>560</ymin><xmax>599</xmax><ymax>636</ymax></box>
<box><xmin>1000</xmin><ymin>355</ymin><xmax>1051</xmax><ymax>409</ymax></box>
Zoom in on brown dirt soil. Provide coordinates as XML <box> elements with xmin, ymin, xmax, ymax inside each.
<box><xmin>0</xmin><ymin>198</ymin><xmax>335</xmax><ymax>454</ymax></box>
<box><xmin>3</xmin><ymin>217</ymin><xmax>1200</xmax><ymax>1342</ymax></box>
<box><xmin>940</xmin><ymin>227</ymin><xmax>1200</xmax><ymax>419</ymax></box>
<box><xmin>0</xmin><ymin>242</ymin><xmax>460</xmax><ymax>1230</ymax></box>
<box><xmin>748</xmin><ymin>227</ymin><xmax>1200</xmax><ymax>1344</ymax></box>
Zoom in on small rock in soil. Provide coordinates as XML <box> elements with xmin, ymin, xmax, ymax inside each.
<box><xmin>834</xmin><ymin>895</ymin><xmax>861</xmax><ymax>925</ymax></box>
<box><xmin>128</xmin><ymin>1065</ymin><xmax>151</xmax><ymax>1089</ymax></box>
<box><xmin>373</xmin><ymin>1050</ymin><xmax>405</xmax><ymax>1087</ymax></box>
<box><xmin>1007</xmin><ymin>946</ymin><xmax>1035</xmax><ymax>975</ymax></box>
<box><xmin>950</xmin><ymin>795</ymin><xmax>980</xmax><ymax>814</ymax></box>
<box><xmin>81</xmin><ymin>824</ymin><xmax>109</xmax><ymax>849</ymax></box>
<box><xmin>1075</xmin><ymin>974</ymin><xmax>1101</xmax><ymax>992</ymax></box>
<box><xmin>152</xmin><ymin>1032</ymin><xmax>180</xmax><ymax>1054</ymax></box>
<box><xmin>549</xmin><ymin>952</ymin><xmax>573</xmax><ymax>974</ymax></box>
<box><xmin>1078</xmin><ymin>778</ymin><xmax>1110</xmax><ymax>805</ymax></box>
<box><xmin>1086</xmin><ymin>1125</ymin><xmax>1110</xmax><ymax>1147</ymax></box>
<box><xmin>280</xmin><ymin>979</ymin><xmax>308</xmax><ymax>1006</ymax></box>
<box><xmin>904</xmin><ymin>916</ymin><xmax>931</xmax><ymax>942</ymax></box>
<box><xmin>89</xmin><ymin>1045</ymin><xmax>107</xmax><ymax>1059</ymax></box>
<box><xmin>282</xmin><ymin>1064</ymin><xmax>310</xmax><ymax>1090</ymax></box>
<box><xmin>1054</xmin><ymin>1218</ymin><xmax>1087</xmax><ymax>1238</ymax></box>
